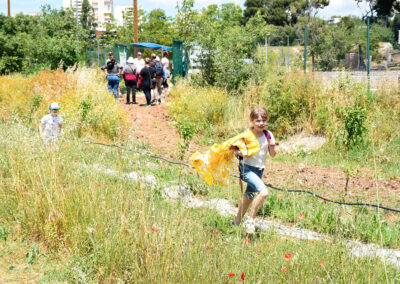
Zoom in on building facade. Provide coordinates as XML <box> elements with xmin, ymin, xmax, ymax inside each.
<box><xmin>62</xmin><ymin>0</ymin><xmax>114</xmax><ymax>27</ymax></box>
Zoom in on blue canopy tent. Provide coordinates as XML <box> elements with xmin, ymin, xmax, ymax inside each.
<box><xmin>131</xmin><ymin>42</ymin><xmax>172</xmax><ymax>51</ymax></box>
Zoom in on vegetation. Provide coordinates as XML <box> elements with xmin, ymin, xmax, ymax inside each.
<box><xmin>0</xmin><ymin>67</ymin><xmax>126</xmax><ymax>139</ymax></box>
<box><xmin>0</xmin><ymin>121</ymin><xmax>398</xmax><ymax>282</ymax></box>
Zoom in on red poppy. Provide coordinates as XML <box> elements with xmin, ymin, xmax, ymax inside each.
<box><xmin>284</xmin><ymin>253</ymin><xmax>292</xmax><ymax>260</ymax></box>
<box><xmin>241</xmin><ymin>272</ymin><xmax>245</xmax><ymax>281</ymax></box>
<box><xmin>105</xmin><ymin>153</ymin><xmax>108</xmax><ymax>157</ymax></box>
<box><xmin>278</xmin><ymin>195</ymin><xmax>284</xmax><ymax>199</ymax></box>
<box><xmin>214</xmin><ymin>230</ymin><xmax>219</xmax><ymax>235</ymax></box>
<box><xmin>207</xmin><ymin>246</ymin><xmax>213</xmax><ymax>250</ymax></box>
<box><xmin>318</xmin><ymin>261</ymin><xmax>325</xmax><ymax>267</ymax></box>
<box><xmin>97</xmin><ymin>184</ymin><xmax>101</xmax><ymax>187</ymax></box>
<box><xmin>298</xmin><ymin>213</ymin><xmax>304</xmax><ymax>220</ymax></box>
<box><xmin>189</xmin><ymin>171</ymin><xmax>193</xmax><ymax>174</ymax></box>
<box><xmin>256</xmin><ymin>249</ymin><xmax>262</xmax><ymax>253</ymax></box>
<box><xmin>228</xmin><ymin>272</ymin><xmax>235</xmax><ymax>278</ymax></box>
<box><xmin>281</xmin><ymin>268</ymin><xmax>288</xmax><ymax>273</ymax></box>
<box><xmin>244</xmin><ymin>238</ymin><xmax>251</xmax><ymax>243</ymax></box>
<box><xmin>74</xmin><ymin>160</ymin><xmax>77</xmax><ymax>163</ymax></box>
<box><xmin>152</xmin><ymin>227</ymin><xmax>158</xmax><ymax>232</ymax></box>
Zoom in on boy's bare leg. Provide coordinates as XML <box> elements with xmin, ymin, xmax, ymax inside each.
<box><xmin>249</xmin><ymin>189</ymin><xmax>269</xmax><ymax>219</ymax></box>
<box><xmin>234</xmin><ymin>197</ymin><xmax>252</xmax><ymax>224</ymax></box>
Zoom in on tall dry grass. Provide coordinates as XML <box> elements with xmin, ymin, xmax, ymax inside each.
<box><xmin>0</xmin><ymin>123</ymin><xmax>397</xmax><ymax>282</ymax></box>
<box><xmin>0</xmin><ymin>66</ymin><xmax>126</xmax><ymax>139</ymax></box>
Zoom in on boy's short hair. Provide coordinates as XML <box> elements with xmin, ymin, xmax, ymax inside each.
<box><xmin>250</xmin><ymin>106</ymin><xmax>269</xmax><ymax>121</ymax></box>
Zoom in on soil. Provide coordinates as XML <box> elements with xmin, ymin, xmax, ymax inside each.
<box><xmin>119</xmin><ymin>93</ymin><xmax>400</xmax><ymax>219</ymax></box>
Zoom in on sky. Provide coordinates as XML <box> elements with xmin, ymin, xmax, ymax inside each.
<box><xmin>0</xmin><ymin>0</ymin><xmax>369</xmax><ymax>19</ymax></box>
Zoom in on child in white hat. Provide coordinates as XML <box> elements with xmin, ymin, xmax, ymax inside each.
<box><xmin>39</xmin><ymin>102</ymin><xmax>63</xmax><ymax>144</ymax></box>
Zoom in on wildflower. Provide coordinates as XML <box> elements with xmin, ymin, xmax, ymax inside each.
<box><xmin>256</xmin><ymin>249</ymin><xmax>262</xmax><ymax>253</ymax></box>
<box><xmin>315</xmin><ymin>276</ymin><xmax>323</xmax><ymax>280</ymax></box>
<box><xmin>298</xmin><ymin>213</ymin><xmax>304</xmax><ymax>220</ymax></box>
<box><xmin>241</xmin><ymin>272</ymin><xmax>245</xmax><ymax>281</ymax></box>
<box><xmin>278</xmin><ymin>195</ymin><xmax>284</xmax><ymax>199</ymax></box>
<box><xmin>189</xmin><ymin>171</ymin><xmax>193</xmax><ymax>174</ymax></box>
<box><xmin>214</xmin><ymin>230</ymin><xmax>219</xmax><ymax>235</ymax></box>
<box><xmin>318</xmin><ymin>261</ymin><xmax>325</xmax><ymax>267</ymax></box>
<box><xmin>281</xmin><ymin>268</ymin><xmax>288</xmax><ymax>273</ymax></box>
<box><xmin>207</xmin><ymin>246</ymin><xmax>213</xmax><ymax>250</ymax></box>
<box><xmin>97</xmin><ymin>184</ymin><xmax>101</xmax><ymax>187</ymax></box>
<box><xmin>244</xmin><ymin>238</ymin><xmax>251</xmax><ymax>243</ymax></box>
<box><xmin>284</xmin><ymin>253</ymin><xmax>292</xmax><ymax>260</ymax></box>
<box><xmin>105</xmin><ymin>153</ymin><xmax>108</xmax><ymax>157</ymax></box>
<box><xmin>228</xmin><ymin>272</ymin><xmax>235</xmax><ymax>278</ymax></box>
<box><xmin>152</xmin><ymin>227</ymin><xmax>158</xmax><ymax>232</ymax></box>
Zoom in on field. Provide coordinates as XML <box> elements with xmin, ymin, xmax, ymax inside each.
<box><xmin>0</xmin><ymin>68</ymin><xmax>399</xmax><ymax>282</ymax></box>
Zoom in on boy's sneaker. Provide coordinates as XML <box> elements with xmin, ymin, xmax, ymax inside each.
<box><xmin>229</xmin><ymin>220</ymin><xmax>239</xmax><ymax>226</ymax></box>
<box><xmin>242</xmin><ymin>219</ymin><xmax>256</xmax><ymax>234</ymax></box>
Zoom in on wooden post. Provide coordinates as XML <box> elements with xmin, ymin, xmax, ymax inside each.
<box><xmin>133</xmin><ymin>0</ymin><xmax>138</xmax><ymax>43</ymax></box>
<box><xmin>8</xmin><ymin>0</ymin><xmax>11</xmax><ymax>16</ymax></box>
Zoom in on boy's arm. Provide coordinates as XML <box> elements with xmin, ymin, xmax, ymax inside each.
<box><xmin>268</xmin><ymin>144</ymin><xmax>276</xmax><ymax>157</ymax></box>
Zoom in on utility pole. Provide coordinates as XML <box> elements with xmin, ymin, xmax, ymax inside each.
<box><xmin>133</xmin><ymin>0</ymin><xmax>138</xmax><ymax>43</ymax></box>
<box><xmin>8</xmin><ymin>0</ymin><xmax>10</xmax><ymax>16</ymax></box>
<box><xmin>304</xmin><ymin>24</ymin><xmax>307</xmax><ymax>73</ymax></box>
<box><xmin>367</xmin><ymin>17</ymin><xmax>370</xmax><ymax>91</ymax></box>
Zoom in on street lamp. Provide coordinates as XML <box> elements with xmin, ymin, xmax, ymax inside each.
<box><xmin>265</xmin><ymin>33</ymin><xmax>270</xmax><ymax>63</ymax></box>
<box><xmin>286</xmin><ymin>35</ymin><xmax>290</xmax><ymax>69</ymax></box>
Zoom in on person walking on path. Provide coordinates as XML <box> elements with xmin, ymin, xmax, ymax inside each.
<box><xmin>139</xmin><ymin>58</ymin><xmax>156</xmax><ymax>107</ymax></box>
<box><xmin>161</xmin><ymin>51</ymin><xmax>170</xmax><ymax>100</ymax></box>
<box><xmin>151</xmin><ymin>53</ymin><xmax>163</xmax><ymax>105</ymax></box>
<box><xmin>189</xmin><ymin>106</ymin><xmax>276</xmax><ymax>234</ymax></box>
<box><xmin>101</xmin><ymin>56</ymin><xmax>123</xmax><ymax>99</ymax></box>
<box><xmin>39</xmin><ymin>102</ymin><xmax>63</xmax><ymax>145</ymax></box>
<box><xmin>229</xmin><ymin>106</ymin><xmax>276</xmax><ymax>233</ymax></box>
<box><xmin>123</xmin><ymin>57</ymin><xmax>138</xmax><ymax>104</ymax></box>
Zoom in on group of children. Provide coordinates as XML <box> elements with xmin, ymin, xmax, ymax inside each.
<box><xmin>39</xmin><ymin>101</ymin><xmax>276</xmax><ymax>233</ymax></box>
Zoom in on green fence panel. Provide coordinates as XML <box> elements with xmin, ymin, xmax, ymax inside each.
<box><xmin>172</xmin><ymin>40</ymin><xmax>183</xmax><ymax>84</ymax></box>
<box><xmin>113</xmin><ymin>43</ymin><xmax>131</xmax><ymax>65</ymax></box>
<box><xmin>88</xmin><ymin>49</ymin><xmax>109</xmax><ymax>67</ymax></box>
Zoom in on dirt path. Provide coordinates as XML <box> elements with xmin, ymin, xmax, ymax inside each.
<box><xmin>118</xmin><ymin>95</ymin><xmax>400</xmax><ymax>216</ymax></box>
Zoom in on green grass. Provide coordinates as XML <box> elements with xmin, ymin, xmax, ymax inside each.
<box><xmin>0</xmin><ymin>122</ymin><xmax>399</xmax><ymax>282</ymax></box>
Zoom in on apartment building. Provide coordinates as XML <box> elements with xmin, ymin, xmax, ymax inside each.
<box><xmin>62</xmin><ymin>0</ymin><xmax>114</xmax><ymax>26</ymax></box>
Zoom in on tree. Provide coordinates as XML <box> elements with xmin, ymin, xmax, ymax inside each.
<box><xmin>80</xmin><ymin>0</ymin><xmax>96</xmax><ymax>31</ymax></box>
<box><xmin>243</xmin><ymin>0</ymin><xmax>268</xmax><ymax>24</ymax></box>
<box><xmin>176</xmin><ymin>0</ymin><xmax>198</xmax><ymax>42</ymax></box>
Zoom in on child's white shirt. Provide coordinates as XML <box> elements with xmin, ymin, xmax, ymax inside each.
<box><xmin>41</xmin><ymin>114</ymin><xmax>63</xmax><ymax>137</ymax></box>
<box><xmin>244</xmin><ymin>130</ymin><xmax>275</xmax><ymax>169</ymax></box>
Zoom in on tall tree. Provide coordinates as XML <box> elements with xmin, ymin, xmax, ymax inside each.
<box><xmin>80</xmin><ymin>0</ymin><xmax>95</xmax><ymax>31</ymax></box>
<box><xmin>243</xmin><ymin>0</ymin><xmax>268</xmax><ymax>24</ymax></box>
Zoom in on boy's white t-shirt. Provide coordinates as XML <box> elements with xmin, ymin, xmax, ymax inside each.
<box><xmin>244</xmin><ymin>130</ymin><xmax>275</xmax><ymax>169</ymax></box>
<box><xmin>41</xmin><ymin>114</ymin><xmax>63</xmax><ymax>137</ymax></box>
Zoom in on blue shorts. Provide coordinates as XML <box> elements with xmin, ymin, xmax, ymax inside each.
<box><xmin>239</xmin><ymin>163</ymin><xmax>266</xmax><ymax>200</ymax></box>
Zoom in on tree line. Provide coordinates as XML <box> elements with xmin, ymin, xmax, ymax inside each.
<box><xmin>1</xmin><ymin>0</ymin><xmax>400</xmax><ymax>77</ymax></box>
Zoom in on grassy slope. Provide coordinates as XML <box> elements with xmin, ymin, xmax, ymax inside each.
<box><xmin>0</xmin><ymin>123</ymin><xmax>399</xmax><ymax>282</ymax></box>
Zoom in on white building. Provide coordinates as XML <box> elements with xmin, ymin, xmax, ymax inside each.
<box><xmin>114</xmin><ymin>5</ymin><xmax>132</xmax><ymax>26</ymax></box>
<box><xmin>62</xmin><ymin>0</ymin><xmax>114</xmax><ymax>26</ymax></box>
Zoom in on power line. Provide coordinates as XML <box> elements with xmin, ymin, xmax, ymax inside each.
<box><xmin>73</xmin><ymin>138</ymin><xmax>400</xmax><ymax>214</ymax></box>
